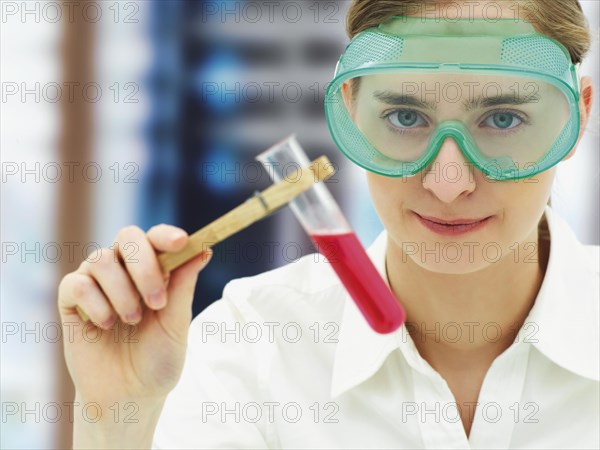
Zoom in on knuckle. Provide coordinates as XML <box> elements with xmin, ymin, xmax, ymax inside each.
<box><xmin>147</xmin><ymin>224</ymin><xmax>161</xmax><ymax>235</ymax></box>
<box><xmin>72</xmin><ymin>275</ymin><xmax>94</xmax><ymax>299</ymax></box>
<box><xmin>148</xmin><ymin>223</ymin><xmax>172</xmax><ymax>237</ymax></box>
<box><xmin>85</xmin><ymin>247</ymin><xmax>105</xmax><ymax>264</ymax></box>
<box><xmin>58</xmin><ymin>272</ymin><xmax>76</xmax><ymax>297</ymax></box>
<box><xmin>94</xmin><ymin>249</ymin><xmax>115</xmax><ymax>269</ymax></box>
<box><xmin>118</xmin><ymin>224</ymin><xmax>143</xmax><ymax>242</ymax></box>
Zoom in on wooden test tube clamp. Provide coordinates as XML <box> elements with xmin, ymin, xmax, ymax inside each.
<box><xmin>76</xmin><ymin>156</ymin><xmax>335</xmax><ymax>322</ymax></box>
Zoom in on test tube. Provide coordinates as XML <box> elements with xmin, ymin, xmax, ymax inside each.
<box><xmin>256</xmin><ymin>135</ymin><xmax>406</xmax><ymax>334</ymax></box>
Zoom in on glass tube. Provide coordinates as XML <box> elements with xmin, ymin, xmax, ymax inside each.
<box><xmin>256</xmin><ymin>135</ymin><xmax>406</xmax><ymax>334</ymax></box>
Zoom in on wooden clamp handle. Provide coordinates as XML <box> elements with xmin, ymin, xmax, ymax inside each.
<box><xmin>158</xmin><ymin>155</ymin><xmax>335</xmax><ymax>271</ymax></box>
<box><xmin>76</xmin><ymin>156</ymin><xmax>335</xmax><ymax>322</ymax></box>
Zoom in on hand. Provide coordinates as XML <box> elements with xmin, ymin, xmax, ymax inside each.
<box><xmin>58</xmin><ymin>224</ymin><xmax>212</xmax><ymax>406</ymax></box>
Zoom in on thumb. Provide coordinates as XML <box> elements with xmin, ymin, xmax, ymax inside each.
<box><xmin>158</xmin><ymin>249</ymin><xmax>213</xmax><ymax>339</ymax></box>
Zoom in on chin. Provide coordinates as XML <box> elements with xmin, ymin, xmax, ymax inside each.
<box><xmin>425</xmin><ymin>260</ymin><xmax>489</xmax><ymax>275</ymax></box>
<box><xmin>405</xmin><ymin>251</ymin><xmax>498</xmax><ymax>275</ymax></box>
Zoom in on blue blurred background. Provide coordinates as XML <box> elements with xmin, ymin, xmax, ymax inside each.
<box><xmin>1</xmin><ymin>1</ymin><xmax>598</xmax><ymax>447</ymax></box>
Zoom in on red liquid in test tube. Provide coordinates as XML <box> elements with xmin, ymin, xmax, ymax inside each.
<box><xmin>256</xmin><ymin>135</ymin><xmax>406</xmax><ymax>334</ymax></box>
<box><xmin>310</xmin><ymin>231</ymin><xmax>406</xmax><ymax>334</ymax></box>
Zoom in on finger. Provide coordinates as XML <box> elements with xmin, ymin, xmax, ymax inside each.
<box><xmin>146</xmin><ymin>224</ymin><xmax>189</xmax><ymax>253</ymax></box>
<box><xmin>58</xmin><ymin>272</ymin><xmax>117</xmax><ymax>330</ymax></box>
<box><xmin>79</xmin><ymin>247</ymin><xmax>144</xmax><ymax>324</ymax></box>
<box><xmin>158</xmin><ymin>249</ymin><xmax>213</xmax><ymax>341</ymax></box>
<box><xmin>116</xmin><ymin>225</ymin><xmax>168</xmax><ymax>311</ymax></box>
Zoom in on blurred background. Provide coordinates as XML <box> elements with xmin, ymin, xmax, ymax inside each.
<box><xmin>1</xmin><ymin>1</ymin><xmax>598</xmax><ymax>447</ymax></box>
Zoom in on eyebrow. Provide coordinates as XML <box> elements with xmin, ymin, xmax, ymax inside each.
<box><xmin>372</xmin><ymin>91</ymin><xmax>540</xmax><ymax>111</ymax></box>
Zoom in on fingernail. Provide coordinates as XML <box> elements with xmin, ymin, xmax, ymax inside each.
<box><xmin>125</xmin><ymin>308</ymin><xmax>142</xmax><ymax>324</ymax></box>
<box><xmin>102</xmin><ymin>315</ymin><xmax>116</xmax><ymax>329</ymax></box>
<box><xmin>147</xmin><ymin>289</ymin><xmax>166</xmax><ymax>309</ymax></box>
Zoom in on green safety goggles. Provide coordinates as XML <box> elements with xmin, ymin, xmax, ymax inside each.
<box><xmin>324</xmin><ymin>16</ymin><xmax>582</xmax><ymax>180</ymax></box>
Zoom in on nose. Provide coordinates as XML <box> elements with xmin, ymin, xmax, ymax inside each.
<box><xmin>422</xmin><ymin>137</ymin><xmax>476</xmax><ymax>203</ymax></box>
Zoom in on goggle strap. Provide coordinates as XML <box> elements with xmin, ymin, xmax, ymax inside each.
<box><xmin>575</xmin><ymin>63</ymin><xmax>582</xmax><ymax>94</ymax></box>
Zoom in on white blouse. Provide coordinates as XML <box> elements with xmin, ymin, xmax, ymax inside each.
<box><xmin>153</xmin><ymin>205</ymin><xmax>599</xmax><ymax>449</ymax></box>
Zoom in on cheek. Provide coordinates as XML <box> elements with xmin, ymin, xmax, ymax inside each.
<box><xmin>485</xmin><ymin>169</ymin><xmax>555</xmax><ymax>242</ymax></box>
<box><xmin>501</xmin><ymin>169</ymin><xmax>555</xmax><ymax>209</ymax></box>
<box><xmin>367</xmin><ymin>172</ymin><xmax>392</xmax><ymax>212</ymax></box>
<box><xmin>366</xmin><ymin>172</ymin><xmax>410</xmax><ymax>222</ymax></box>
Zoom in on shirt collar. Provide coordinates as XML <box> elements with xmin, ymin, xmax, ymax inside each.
<box><xmin>330</xmin><ymin>205</ymin><xmax>599</xmax><ymax>399</ymax></box>
<box><xmin>521</xmin><ymin>205</ymin><xmax>599</xmax><ymax>381</ymax></box>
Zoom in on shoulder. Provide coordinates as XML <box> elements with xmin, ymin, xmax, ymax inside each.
<box><xmin>548</xmin><ymin>206</ymin><xmax>599</xmax><ymax>280</ymax></box>
<box><xmin>582</xmin><ymin>244</ymin><xmax>599</xmax><ymax>275</ymax></box>
<box><xmin>581</xmin><ymin>243</ymin><xmax>599</xmax><ymax>309</ymax></box>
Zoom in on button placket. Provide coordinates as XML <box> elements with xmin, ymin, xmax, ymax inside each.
<box><xmin>412</xmin><ymin>367</ymin><xmax>472</xmax><ymax>449</ymax></box>
<box><xmin>467</xmin><ymin>343</ymin><xmax>531</xmax><ymax>449</ymax></box>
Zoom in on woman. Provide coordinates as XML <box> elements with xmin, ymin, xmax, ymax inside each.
<box><xmin>59</xmin><ymin>0</ymin><xmax>598</xmax><ymax>448</ymax></box>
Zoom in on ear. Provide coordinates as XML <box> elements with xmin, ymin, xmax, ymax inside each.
<box><xmin>341</xmin><ymin>81</ymin><xmax>355</xmax><ymax>117</ymax></box>
<box><xmin>562</xmin><ymin>75</ymin><xmax>594</xmax><ymax>161</ymax></box>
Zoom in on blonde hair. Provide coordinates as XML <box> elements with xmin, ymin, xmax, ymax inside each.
<box><xmin>346</xmin><ymin>0</ymin><xmax>592</xmax><ymax>64</ymax></box>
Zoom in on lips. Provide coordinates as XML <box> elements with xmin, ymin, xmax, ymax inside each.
<box><xmin>414</xmin><ymin>212</ymin><xmax>494</xmax><ymax>237</ymax></box>
<box><xmin>416</xmin><ymin>214</ymin><xmax>490</xmax><ymax>225</ymax></box>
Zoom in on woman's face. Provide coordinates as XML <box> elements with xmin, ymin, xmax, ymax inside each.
<box><xmin>365</xmin><ymin>131</ymin><xmax>555</xmax><ymax>274</ymax></box>
<box><xmin>344</xmin><ymin>1</ymin><xmax>592</xmax><ymax>274</ymax></box>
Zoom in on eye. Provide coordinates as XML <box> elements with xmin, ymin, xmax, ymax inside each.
<box><xmin>482</xmin><ymin>112</ymin><xmax>524</xmax><ymax>130</ymax></box>
<box><xmin>386</xmin><ymin>109</ymin><xmax>427</xmax><ymax>129</ymax></box>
